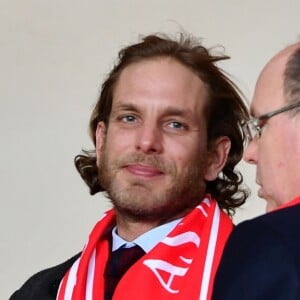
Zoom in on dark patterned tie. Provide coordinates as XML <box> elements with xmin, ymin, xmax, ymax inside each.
<box><xmin>104</xmin><ymin>245</ymin><xmax>145</xmax><ymax>300</ymax></box>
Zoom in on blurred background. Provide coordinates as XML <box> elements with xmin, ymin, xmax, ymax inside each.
<box><xmin>1</xmin><ymin>0</ymin><xmax>299</xmax><ymax>298</ymax></box>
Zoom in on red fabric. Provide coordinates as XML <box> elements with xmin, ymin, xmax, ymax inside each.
<box><xmin>57</xmin><ymin>195</ymin><xmax>233</xmax><ymax>300</ymax></box>
<box><xmin>275</xmin><ymin>195</ymin><xmax>300</xmax><ymax>211</ymax></box>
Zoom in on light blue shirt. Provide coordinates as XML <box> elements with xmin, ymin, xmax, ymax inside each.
<box><xmin>112</xmin><ymin>218</ymin><xmax>182</xmax><ymax>253</ymax></box>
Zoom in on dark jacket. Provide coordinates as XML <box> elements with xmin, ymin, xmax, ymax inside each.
<box><xmin>10</xmin><ymin>253</ymin><xmax>81</xmax><ymax>300</ymax></box>
<box><xmin>212</xmin><ymin>204</ymin><xmax>300</xmax><ymax>300</ymax></box>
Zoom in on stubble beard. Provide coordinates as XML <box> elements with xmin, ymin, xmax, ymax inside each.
<box><xmin>98</xmin><ymin>146</ymin><xmax>207</xmax><ymax>223</ymax></box>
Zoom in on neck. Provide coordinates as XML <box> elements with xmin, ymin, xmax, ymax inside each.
<box><xmin>115</xmin><ymin>217</ymin><xmax>159</xmax><ymax>241</ymax></box>
<box><xmin>114</xmin><ymin>209</ymin><xmax>192</xmax><ymax>241</ymax></box>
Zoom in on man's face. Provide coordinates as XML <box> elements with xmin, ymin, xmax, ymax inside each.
<box><xmin>96</xmin><ymin>57</ymin><xmax>229</xmax><ymax>222</ymax></box>
<box><xmin>244</xmin><ymin>53</ymin><xmax>300</xmax><ymax>211</ymax></box>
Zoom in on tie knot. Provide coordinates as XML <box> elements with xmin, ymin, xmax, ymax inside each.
<box><xmin>106</xmin><ymin>245</ymin><xmax>145</xmax><ymax>278</ymax></box>
<box><xmin>104</xmin><ymin>245</ymin><xmax>145</xmax><ymax>299</ymax></box>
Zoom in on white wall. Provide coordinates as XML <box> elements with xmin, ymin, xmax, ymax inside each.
<box><xmin>1</xmin><ymin>0</ymin><xmax>299</xmax><ymax>298</ymax></box>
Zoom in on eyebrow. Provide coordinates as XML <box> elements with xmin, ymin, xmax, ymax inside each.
<box><xmin>111</xmin><ymin>103</ymin><xmax>138</xmax><ymax>112</ymax></box>
<box><xmin>161</xmin><ymin>106</ymin><xmax>194</xmax><ymax>118</ymax></box>
<box><xmin>112</xmin><ymin>102</ymin><xmax>194</xmax><ymax>118</ymax></box>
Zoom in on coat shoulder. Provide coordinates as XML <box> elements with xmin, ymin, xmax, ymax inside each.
<box><xmin>234</xmin><ymin>204</ymin><xmax>300</xmax><ymax>249</ymax></box>
<box><xmin>212</xmin><ymin>204</ymin><xmax>300</xmax><ymax>300</ymax></box>
<box><xmin>10</xmin><ymin>253</ymin><xmax>81</xmax><ymax>300</ymax></box>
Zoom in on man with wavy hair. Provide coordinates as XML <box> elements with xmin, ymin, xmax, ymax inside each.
<box><xmin>213</xmin><ymin>43</ymin><xmax>300</xmax><ymax>299</ymax></box>
<box><xmin>11</xmin><ymin>33</ymin><xmax>248</xmax><ymax>300</ymax></box>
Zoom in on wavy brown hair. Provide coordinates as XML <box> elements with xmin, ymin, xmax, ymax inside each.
<box><xmin>75</xmin><ymin>33</ymin><xmax>250</xmax><ymax>216</ymax></box>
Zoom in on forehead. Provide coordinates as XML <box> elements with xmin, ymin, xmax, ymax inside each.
<box><xmin>112</xmin><ymin>57</ymin><xmax>208</xmax><ymax>112</ymax></box>
<box><xmin>251</xmin><ymin>45</ymin><xmax>300</xmax><ymax>116</ymax></box>
<box><xmin>251</xmin><ymin>57</ymin><xmax>286</xmax><ymax>116</ymax></box>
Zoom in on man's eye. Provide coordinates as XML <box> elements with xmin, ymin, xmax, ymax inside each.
<box><xmin>168</xmin><ymin>121</ymin><xmax>187</xmax><ymax>130</ymax></box>
<box><xmin>121</xmin><ymin>115</ymin><xmax>137</xmax><ymax>123</ymax></box>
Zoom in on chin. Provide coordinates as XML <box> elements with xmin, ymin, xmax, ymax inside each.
<box><xmin>114</xmin><ymin>202</ymin><xmax>171</xmax><ymax>222</ymax></box>
<box><xmin>265</xmin><ymin>195</ymin><xmax>281</xmax><ymax>212</ymax></box>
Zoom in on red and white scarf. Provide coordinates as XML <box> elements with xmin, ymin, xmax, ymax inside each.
<box><xmin>57</xmin><ymin>195</ymin><xmax>233</xmax><ymax>300</ymax></box>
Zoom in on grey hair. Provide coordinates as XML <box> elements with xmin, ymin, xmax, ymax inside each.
<box><xmin>284</xmin><ymin>46</ymin><xmax>300</xmax><ymax>108</ymax></box>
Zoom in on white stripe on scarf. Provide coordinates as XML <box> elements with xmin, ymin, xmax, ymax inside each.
<box><xmin>199</xmin><ymin>204</ymin><xmax>220</xmax><ymax>300</ymax></box>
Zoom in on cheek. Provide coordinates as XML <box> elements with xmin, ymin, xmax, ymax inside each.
<box><xmin>167</xmin><ymin>142</ymin><xmax>204</xmax><ymax>168</ymax></box>
<box><xmin>106</xmin><ymin>128</ymin><xmax>134</xmax><ymax>152</ymax></box>
<box><xmin>259</xmin><ymin>146</ymin><xmax>276</xmax><ymax>174</ymax></box>
<box><xmin>259</xmin><ymin>135</ymin><xmax>286</xmax><ymax>174</ymax></box>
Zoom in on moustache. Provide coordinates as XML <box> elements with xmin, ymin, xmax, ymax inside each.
<box><xmin>112</xmin><ymin>153</ymin><xmax>175</xmax><ymax>174</ymax></box>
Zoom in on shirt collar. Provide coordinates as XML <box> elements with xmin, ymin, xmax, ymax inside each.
<box><xmin>112</xmin><ymin>218</ymin><xmax>182</xmax><ymax>253</ymax></box>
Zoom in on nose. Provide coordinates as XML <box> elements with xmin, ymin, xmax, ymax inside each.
<box><xmin>243</xmin><ymin>140</ymin><xmax>258</xmax><ymax>164</ymax></box>
<box><xmin>135</xmin><ymin>122</ymin><xmax>163</xmax><ymax>154</ymax></box>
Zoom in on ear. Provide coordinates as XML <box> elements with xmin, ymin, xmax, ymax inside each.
<box><xmin>95</xmin><ymin>122</ymin><xmax>106</xmax><ymax>167</ymax></box>
<box><xmin>204</xmin><ymin>136</ymin><xmax>231</xmax><ymax>181</ymax></box>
